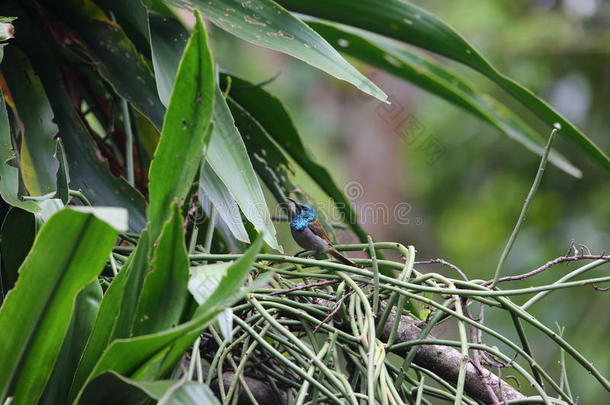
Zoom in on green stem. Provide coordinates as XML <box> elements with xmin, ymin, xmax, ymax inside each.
<box><xmin>190</xmin><ymin>252</ymin><xmax>609</xmax><ymax>298</ymax></box>
<box><xmin>188</xmin><ymin>226</ymin><xmax>199</xmax><ymax>254</ymax></box>
<box><xmin>367</xmin><ymin>235</ymin><xmax>381</xmax><ymax>314</ymax></box>
<box><xmin>232</xmin><ymin>315</ymin><xmax>345</xmax><ymax>404</ymax></box>
<box><xmin>120</xmin><ymin>98</ymin><xmax>134</xmax><ymax>186</ymax></box>
<box><xmin>295</xmin><ymin>340</ymin><xmax>331</xmax><ymax>405</ymax></box>
<box><xmin>507</xmin><ymin>310</ymin><xmax>543</xmax><ymax>387</ymax></box>
<box><xmin>68</xmin><ymin>190</ymin><xmax>92</xmax><ymax>206</ymax></box>
<box><xmin>415</xmin><ymin>377</ymin><xmax>425</xmax><ymax>405</ymax></box>
<box><xmin>249</xmin><ymin>296</ymin><xmax>358</xmax><ymax>404</ymax></box>
<box><xmin>225</xmin><ymin>324</ymin><xmax>269</xmax><ymax>404</ymax></box>
<box><xmin>384</xmin><ymin>245</ymin><xmax>416</xmax><ymax>345</ymax></box>
<box><xmin>522</xmin><ymin>259</ymin><xmax>608</xmax><ymax>309</ymax></box>
<box><xmin>491</xmin><ymin>127</ymin><xmax>558</xmax><ymax>287</ymax></box>
<box><xmin>204</xmin><ymin>206</ymin><xmax>217</xmax><ymax>253</ymax></box>
<box><xmin>339</xmin><ymin>273</ymin><xmax>377</xmax><ymax>404</ymax></box>
<box><xmin>452</xmin><ymin>290</ymin><xmax>468</xmax><ymax>405</ymax></box>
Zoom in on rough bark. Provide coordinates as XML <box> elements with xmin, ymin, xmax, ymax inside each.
<box><xmin>381</xmin><ymin>312</ymin><xmax>524</xmax><ymax>403</ymax></box>
<box><xmin>211</xmin><ymin>372</ymin><xmax>288</xmax><ymax>405</ymax></box>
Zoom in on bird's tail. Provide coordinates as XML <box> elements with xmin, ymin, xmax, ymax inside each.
<box><xmin>328</xmin><ymin>248</ymin><xmax>358</xmax><ymax>267</ymax></box>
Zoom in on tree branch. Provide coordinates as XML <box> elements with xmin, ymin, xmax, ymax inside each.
<box><xmin>381</xmin><ymin>311</ymin><xmax>523</xmax><ymax>403</ymax></box>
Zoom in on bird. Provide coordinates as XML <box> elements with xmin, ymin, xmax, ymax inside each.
<box><xmin>286</xmin><ymin>198</ymin><xmax>357</xmax><ymax>267</ymax></box>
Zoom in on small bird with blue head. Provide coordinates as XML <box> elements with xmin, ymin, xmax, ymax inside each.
<box><xmin>286</xmin><ymin>198</ymin><xmax>357</xmax><ymax>267</ymax></box>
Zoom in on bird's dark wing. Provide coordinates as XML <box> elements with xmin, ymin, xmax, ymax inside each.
<box><xmin>307</xmin><ymin>219</ymin><xmax>333</xmax><ymax>244</ymax></box>
<box><xmin>309</xmin><ymin>219</ymin><xmax>358</xmax><ymax>267</ymax></box>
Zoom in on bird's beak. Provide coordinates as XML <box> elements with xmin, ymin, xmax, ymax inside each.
<box><xmin>286</xmin><ymin>198</ymin><xmax>301</xmax><ymax>213</ymax></box>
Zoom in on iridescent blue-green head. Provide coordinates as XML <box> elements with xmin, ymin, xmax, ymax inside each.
<box><xmin>287</xmin><ymin>198</ymin><xmax>316</xmax><ymax>231</ymax></box>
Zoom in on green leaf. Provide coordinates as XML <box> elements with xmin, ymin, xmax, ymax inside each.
<box><xmin>0</xmin><ymin>209</ymin><xmax>119</xmax><ymax>405</ymax></box>
<box><xmin>167</xmin><ymin>0</ymin><xmax>387</xmax><ymax>102</ymax></box>
<box><xmin>134</xmin><ymin>203</ymin><xmax>189</xmax><ymax>335</ymax></box>
<box><xmin>2</xmin><ymin>46</ymin><xmax>59</xmax><ymax>196</ymax></box>
<box><xmin>199</xmin><ymin>162</ymin><xmax>250</xmax><ymax>243</ymax></box>
<box><xmin>94</xmin><ymin>0</ymin><xmax>151</xmax><ymax>49</ymax></box>
<box><xmin>133</xmin><ymin>236</ymin><xmax>263</xmax><ymax>379</ymax></box>
<box><xmin>188</xmin><ymin>262</ymin><xmax>235</xmax><ymax>340</ymax></box>
<box><xmin>147</xmin><ymin>10</ymin><xmax>214</xmax><ymax>238</ymax></box>
<box><xmin>80</xmin><ymin>371</ymin><xmax>172</xmax><ymax>404</ymax></box>
<box><xmin>158</xmin><ymin>382</ymin><xmax>221</xmax><ymax>405</ymax></box>
<box><xmin>70</xmin><ymin>243</ymin><xmax>141</xmax><ymax>401</ymax></box>
<box><xmin>40</xmin><ymin>282</ymin><xmax>103</xmax><ymax>405</ymax></box>
<box><xmin>207</xmin><ymin>85</ymin><xmax>280</xmax><ymax>251</ymax></box>
<box><xmin>10</xmin><ymin>6</ymin><xmax>147</xmax><ymax>231</ymax></box>
<box><xmin>43</xmin><ymin>0</ymin><xmax>165</xmax><ymax>129</ymax></box>
<box><xmin>226</xmin><ymin>98</ymin><xmax>296</xmax><ymax>205</ymax></box>
<box><xmin>72</xmin><ymin>14</ymin><xmax>214</xmax><ymax>395</ymax></box>
<box><xmin>0</xmin><ymin>207</ymin><xmax>35</xmax><ymax>297</ymax></box>
<box><xmin>310</xmin><ymin>22</ymin><xmax>582</xmax><ymax>178</ymax></box>
<box><xmin>277</xmin><ymin>0</ymin><xmax>610</xmax><ymax>171</ymax></box>
<box><xmin>148</xmin><ymin>13</ymin><xmax>189</xmax><ymax>106</ymax></box>
<box><xmin>225</xmin><ymin>75</ymin><xmax>367</xmax><ymax>242</ymax></box>
<box><xmin>80</xmin><ymin>372</ymin><xmax>219</xmax><ymax>405</ymax></box>
<box><xmin>0</xmin><ymin>91</ymin><xmax>39</xmax><ymax>212</ymax></box>
<box><xmin>71</xmin><ymin>206</ymin><xmax>129</xmax><ymax>233</ymax></box>
<box><xmin>133</xmin><ymin>108</ymin><xmax>161</xmax><ymax>167</ymax></box>
<box><xmin>71</xmin><ymin>228</ymin><xmax>156</xmax><ymax>401</ymax></box>
<box><xmin>75</xmin><ymin>237</ymin><xmax>263</xmax><ymax>401</ymax></box>
<box><xmin>54</xmin><ymin>138</ymin><xmax>70</xmax><ymax>204</ymax></box>
<box><xmin>34</xmin><ymin>198</ymin><xmax>65</xmax><ymax>224</ymax></box>
<box><xmin>147</xmin><ymin>14</ymin><xmax>280</xmax><ymax>250</ymax></box>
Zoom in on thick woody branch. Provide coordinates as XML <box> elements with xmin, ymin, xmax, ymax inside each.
<box><xmin>381</xmin><ymin>312</ymin><xmax>524</xmax><ymax>403</ymax></box>
<box><xmin>212</xmin><ymin>372</ymin><xmax>288</xmax><ymax>405</ymax></box>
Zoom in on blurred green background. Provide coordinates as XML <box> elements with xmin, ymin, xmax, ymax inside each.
<box><xmin>208</xmin><ymin>0</ymin><xmax>608</xmax><ymax>400</ymax></box>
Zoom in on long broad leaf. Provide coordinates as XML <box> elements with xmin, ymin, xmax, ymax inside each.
<box><xmin>69</xmin><ymin>242</ymin><xmax>141</xmax><ymax>401</ymax></box>
<box><xmin>199</xmin><ymin>162</ymin><xmax>250</xmax><ymax>243</ymax></box>
<box><xmin>0</xmin><ymin>208</ymin><xmax>121</xmax><ymax>405</ymax></box>
<box><xmin>277</xmin><ymin>0</ymin><xmax>610</xmax><ymax>171</ymax></box>
<box><xmin>130</xmin><ymin>236</ymin><xmax>264</xmax><ymax>381</ymax></box>
<box><xmin>2</xmin><ymin>46</ymin><xmax>58</xmax><ymax>196</ymax></box>
<box><xmin>0</xmin><ymin>84</ymin><xmax>40</xmax><ymax>212</ymax></box>
<box><xmin>310</xmin><ymin>22</ymin><xmax>582</xmax><ymax>178</ymax></box>
<box><xmin>0</xmin><ymin>207</ymin><xmax>35</xmax><ymax>297</ymax></box>
<box><xmin>39</xmin><ymin>282</ymin><xmax>103</xmax><ymax>405</ymax></box>
<box><xmin>80</xmin><ymin>372</ymin><xmax>219</xmax><ymax>405</ymax></box>
<box><xmin>147</xmin><ymin>10</ymin><xmax>214</xmax><ymax>237</ymax></box>
<box><xmin>226</xmin><ymin>98</ymin><xmax>296</xmax><ymax>204</ymax></box>
<box><xmin>146</xmin><ymin>12</ymin><xmax>280</xmax><ymax>250</ymax></box>
<box><xmin>134</xmin><ymin>203</ymin><xmax>189</xmax><ymax>335</ymax></box>
<box><xmin>188</xmin><ymin>262</ymin><xmax>235</xmax><ymax>341</ymax></box>
<box><xmin>0</xmin><ymin>92</ymin><xmax>38</xmax><ymax>212</ymax></box>
<box><xmin>207</xmin><ymin>85</ymin><xmax>280</xmax><ymax>251</ymax></box>
<box><xmin>166</xmin><ymin>0</ymin><xmax>387</xmax><ymax>102</ymax></box>
<box><xmin>148</xmin><ymin>12</ymin><xmax>189</xmax><ymax>106</ymax></box>
<box><xmin>72</xmin><ymin>12</ymin><xmax>215</xmax><ymax>395</ymax></box>
<box><xmin>159</xmin><ymin>382</ymin><xmax>221</xmax><ymax>405</ymax></box>
<box><xmin>75</xmin><ymin>237</ymin><xmax>263</xmax><ymax>401</ymax></box>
